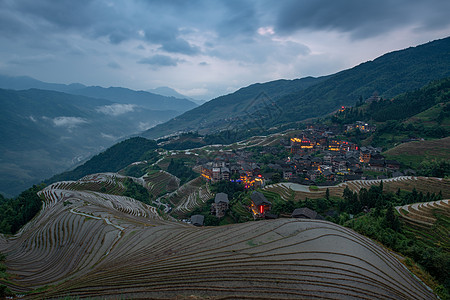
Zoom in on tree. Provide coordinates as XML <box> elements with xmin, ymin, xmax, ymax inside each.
<box><xmin>271</xmin><ymin>173</ymin><xmax>281</xmax><ymax>184</ymax></box>
<box><xmin>325</xmin><ymin>188</ymin><xmax>330</xmax><ymax>201</ymax></box>
<box><xmin>384</xmin><ymin>203</ymin><xmax>400</xmax><ymax>231</ymax></box>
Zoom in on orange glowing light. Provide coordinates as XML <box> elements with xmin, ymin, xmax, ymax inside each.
<box><xmin>259</xmin><ymin>205</ymin><xmax>264</xmax><ymax>214</ymax></box>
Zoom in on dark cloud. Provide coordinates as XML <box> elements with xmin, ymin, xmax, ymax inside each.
<box><xmin>159</xmin><ymin>38</ymin><xmax>200</xmax><ymax>55</ymax></box>
<box><xmin>275</xmin><ymin>0</ymin><xmax>450</xmax><ymax>39</ymax></box>
<box><xmin>13</xmin><ymin>0</ymin><xmax>97</xmax><ymax>30</ymax></box>
<box><xmin>215</xmin><ymin>0</ymin><xmax>260</xmax><ymax>38</ymax></box>
<box><xmin>137</xmin><ymin>55</ymin><xmax>182</xmax><ymax>67</ymax></box>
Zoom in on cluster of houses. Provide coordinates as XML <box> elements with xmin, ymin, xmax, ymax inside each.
<box><xmin>199</xmin><ymin>127</ymin><xmax>404</xmax><ymax>188</ymax></box>
<box><xmin>200</xmin><ymin>157</ymin><xmax>264</xmax><ymax>189</ymax></box>
<box><xmin>345</xmin><ymin>121</ymin><xmax>376</xmax><ymax>133</ymax></box>
<box><xmin>191</xmin><ymin>191</ymin><xmax>324</xmax><ymax>226</ymax></box>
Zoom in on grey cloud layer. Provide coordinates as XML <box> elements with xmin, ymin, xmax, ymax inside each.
<box><xmin>3</xmin><ymin>1</ymin><xmax>449</xmax><ymax>54</ymax></box>
<box><xmin>275</xmin><ymin>0</ymin><xmax>450</xmax><ymax>38</ymax></box>
<box><xmin>1</xmin><ymin>0</ymin><xmax>448</xmax><ymax>99</ymax></box>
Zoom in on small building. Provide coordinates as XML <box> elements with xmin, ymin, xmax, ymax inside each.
<box><xmin>385</xmin><ymin>160</ymin><xmax>401</xmax><ymax>170</ymax></box>
<box><xmin>368</xmin><ymin>159</ymin><xmax>385</xmax><ymax>172</ymax></box>
<box><xmin>211</xmin><ymin>193</ymin><xmax>229</xmax><ymax>218</ymax></box>
<box><xmin>250</xmin><ymin>191</ymin><xmax>272</xmax><ymax>217</ymax></box>
<box><xmin>191</xmin><ymin>214</ymin><xmax>204</xmax><ymax>226</ymax></box>
<box><xmin>291</xmin><ymin>207</ymin><xmax>324</xmax><ymax>220</ymax></box>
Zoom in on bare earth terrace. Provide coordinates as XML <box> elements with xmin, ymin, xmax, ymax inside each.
<box><xmin>0</xmin><ymin>174</ymin><xmax>437</xmax><ymax>299</ymax></box>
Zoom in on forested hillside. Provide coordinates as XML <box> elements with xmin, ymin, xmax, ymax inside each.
<box><xmin>274</xmin><ymin>37</ymin><xmax>450</xmax><ymax>126</ymax></box>
<box><xmin>142</xmin><ymin>76</ymin><xmax>327</xmax><ymax>138</ymax></box>
<box><xmin>46</xmin><ymin>137</ymin><xmax>158</xmax><ymax>184</ymax></box>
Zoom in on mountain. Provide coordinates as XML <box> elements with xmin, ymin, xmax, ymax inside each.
<box><xmin>0</xmin><ymin>89</ymin><xmax>177</xmax><ymax>197</ymax></box>
<box><xmin>148</xmin><ymin>86</ymin><xmax>207</xmax><ymax>106</ymax></box>
<box><xmin>70</xmin><ymin>86</ymin><xmax>197</xmax><ymax>112</ymax></box>
<box><xmin>142</xmin><ymin>37</ymin><xmax>450</xmax><ymax>139</ymax></box>
<box><xmin>274</xmin><ymin>37</ymin><xmax>450</xmax><ymax>126</ymax></box>
<box><xmin>0</xmin><ymin>74</ymin><xmax>86</xmax><ymax>93</ymax></box>
<box><xmin>141</xmin><ymin>76</ymin><xmax>328</xmax><ymax>138</ymax></box>
<box><xmin>0</xmin><ymin>75</ymin><xmax>198</xmax><ymax>113</ymax></box>
<box><xmin>148</xmin><ymin>86</ymin><xmax>189</xmax><ymax>99</ymax></box>
<box><xmin>0</xmin><ymin>176</ymin><xmax>435</xmax><ymax>298</ymax></box>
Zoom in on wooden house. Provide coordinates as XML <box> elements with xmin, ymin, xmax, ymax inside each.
<box><xmin>250</xmin><ymin>192</ymin><xmax>271</xmax><ymax>217</ymax></box>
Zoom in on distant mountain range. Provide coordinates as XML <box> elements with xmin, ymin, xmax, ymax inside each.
<box><xmin>0</xmin><ymin>75</ymin><xmax>198</xmax><ymax>112</ymax></box>
<box><xmin>147</xmin><ymin>86</ymin><xmax>207</xmax><ymax>105</ymax></box>
<box><xmin>0</xmin><ymin>78</ymin><xmax>198</xmax><ymax>197</ymax></box>
<box><xmin>141</xmin><ymin>36</ymin><xmax>450</xmax><ymax>139</ymax></box>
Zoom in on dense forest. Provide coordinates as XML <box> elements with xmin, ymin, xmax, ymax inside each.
<box><xmin>0</xmin><ymin>185</ymin><xmax>44</xmax><ymax>234</ymax></box>
<box><xmin>123</xmin><ymin>178</ymin><xmax>151</xmax><ymax>205</ymax></box>
<box><xmin>46</xmin><ymin>137</ymin><xmax>158</xmax><ymax>184</ymax></box>
<box><xmin>0</xmin><ymin>251</ymin><xmax>13</xmax><ymax>298</ymax></box>
<box><xmin>333</xmin><ymin>77</ymin><xmax>450</xmax><ymax>125</ymax></box>
<box><xmin>166</xmin><ymin>158</ymin><xmax>198</xmax><ymax>185</ymax></box>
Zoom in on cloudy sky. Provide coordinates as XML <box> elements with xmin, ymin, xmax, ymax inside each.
<box><xmin>1</xmin><ymin>0</ymin><xmax>449</xmax><ymax>100</ymax></box>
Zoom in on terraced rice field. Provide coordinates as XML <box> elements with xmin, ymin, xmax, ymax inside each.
<box><xmin>143</xmin><ymin>170</ymin><xmax>180</xmax><ymax>198</ymax></box>
<box><xmin>265</xmin><ymin>176</ymin><xmax>450</xmax><ymax>201</ymax></box>
<box><xmin>396</xmin><ymin>199</ymin><xmax>450</xmax><ymax>250</ymax></box>
<box><xmin>47</xmin><ymin>172</ymin><xmax>129</xmax><ymax>195</ymax></box>
<box><xmin>168</xmin><ymin>177</ymin><xmax>213</xmax><ymax>216</ymax></box>
<box><xmin>0</xmin><ymin>177</ymin><xmax>437</xmax><ymax>299</ymax></box>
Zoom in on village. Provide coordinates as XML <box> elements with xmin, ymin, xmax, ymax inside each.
<box><xmin>186</xmin><ymin>121</ymin><xmax>417</xmax><ymax>226</ymax></box>
<box><xmin>199</xmin><ymin>122</ymin><xmax>408</xmax><ymax>189</ymax></box>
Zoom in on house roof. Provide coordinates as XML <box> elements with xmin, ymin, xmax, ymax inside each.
<box><xmin>215</xmin><ymin>192</ymin><xmax>229</xmax><ymax>204</ymax></box>
<box><xmin>369</xmin><ymin>159</ymin><xmax>385</xmax><ymax>166</ymax></box>
<box><xmin>251</xmin><ymin>191</ymin><xmax>271</xmax><ymax>206</ymax></box>
<box><xmin>292</xmin><ymin>207</ymin><xmax>317</xmax><ymax>219</ymax></box>
<box><xmin>191</xmin><ymin>214</ymin><xmax>204</xmax><ymax>226</ymax></box>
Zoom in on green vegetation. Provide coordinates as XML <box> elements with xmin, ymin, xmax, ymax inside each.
<box><xmin>348</xmin><ymin>208</ymin><xmax>449</xmax><ymax>299</ymax></box>
<box><xmin>0</xmin><ymin>184</ymin><xmax>44</xmax><ymax>234</ymax></box>
<box><xmin>276</xmin><ymin>39</ymin><xmax>450</xmax><ymax>127</ymax></box>
<box><xmin>166</xmin><ymin>158</ymin><xmax>198</xmax><ymax>185</ymax></box>
<box><xmin>119</xmin><ymin>150</ymin><xmax>160</xmax><ymax>177</ymax></box>
<box><xmin>369</xmin><ymin>77</ymin><xmax>450</xmax><ymax>122</ymax></box>
<box><xmin>0</xmin><ymin>252</ymin><xmax>13</xmax><ymax>298</ymax></box>
<box><xmin>384</xmin><ymin>137</ymin><xmax>450</xmax><ymax>169</ymax></box>
<box><xmin>418</xmin><ymin>159</ymin><xmax>450</xmax><ymax>178</ymax></box>
<box><xmin>46</xmin><ymin>137</ymin><xmax>158</xmax><ymax>184</ymax></box>
<box><xmin>123</xmin><ymin>178</ymin><xmax>151</xmax><ymax>205</ymax></box>
<box><xmin>331</xmin><ymin>77</ymin><xmax>450</xmax><ymax>150</ymax></box>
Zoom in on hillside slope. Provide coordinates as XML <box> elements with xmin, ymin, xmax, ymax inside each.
<box><xmin>275</xmin><ymin>37</ymin><xmax>450</xmax><ymax>125</ymax></box>
<box><xmin>143</xmin><ymin>36</ymin><xmax>450</xmax><ymax>139</ymax></box>
<box><xmin>384</xmin><ymin>137</ymin><xmax>450</xmax><ymax>168</ymax></box>
<box><xmin>142</xmin><ymin>76</ymin><xmax>327</xmax><ymax>138</ymax></box>
<box><xmin>0</xmin><ymin>175</ymin><xmax>436</xmax><ymax>299</ymax></box>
